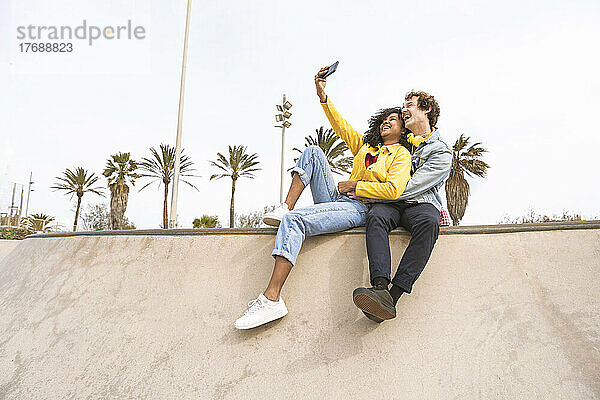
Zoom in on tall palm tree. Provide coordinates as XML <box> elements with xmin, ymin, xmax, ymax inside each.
<box><xmin>445</xmin><ymin>134</ymin><xmax>490</xmax><ymax>225</ymax></box>
<box><xmin>103</xmin><ymin>152</ymin><xmax>139</xmax><ymax>230</ymax></box>
<box><xmin>138</xmin><ymin>144</ymin><xmax>198</xmax><ymax>229</ymax></box>
<box><xmin>293</xmin><ymin>126</ymin><xmax>353</xmax><ymax>175</ymax></box>
<box><xmin>210</xmin><ymin>145</ymin><xmax>260</xmax><ymax>228</ymax></box>
<box><xmin>52</xmin><ymin>167</ymin><xmax>105</xmax><ymax>231</ymax></box>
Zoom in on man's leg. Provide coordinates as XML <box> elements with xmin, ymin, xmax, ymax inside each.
<box><xmin>365</xmin><ymin>203</ymin><xmax>403</xmax><ymax>285</ymax></box>
<box><xmin>391</xmin><ymin>203</ymin><xmax>440</xmax><ymax>295</ymax></box>
<box><xmin>352</xmin><ymin>203</ymin><xmax>403</xmax><ymax>321</ymax></box>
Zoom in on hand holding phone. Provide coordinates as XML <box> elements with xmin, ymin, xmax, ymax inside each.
<box><xmin>315</xmin><ymin>61</ymin><xmax>339</xmax><ymax>102</ymax></box>
<box><xmin>319</xmin><ymin>61</ymin><xmax>339</xmax><ymax>79</ymax></box>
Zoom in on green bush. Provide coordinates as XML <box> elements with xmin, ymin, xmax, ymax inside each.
<box><xmin>193</xmin><ymin>215</ymin><xmax>220</xmax><ymax>228</ymax></box>
<box><xmin>1</xmin><ymin>227</ymin><xmax>33</xmax><ymax>240</ymax></box>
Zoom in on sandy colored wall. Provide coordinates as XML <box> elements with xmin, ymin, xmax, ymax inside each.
<box><xmin>0</xmin><ymin>227</ymin><xmax>599</xmax><ymax>399</ymax></box>
<box><xmin>0</xmin><ymin>240</ymin><xmax>20</xmax><ymax>263</ymax></box>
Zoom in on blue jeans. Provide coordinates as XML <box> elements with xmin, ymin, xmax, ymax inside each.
<box><xmin>272</xmin><ymin>146</ymin><xmax>369</xmax><ymax>265</ymax></box>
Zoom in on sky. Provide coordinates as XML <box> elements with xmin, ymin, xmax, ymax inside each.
<box><xmin>1</xmin><ymin>0</ymin><xmax>599</xmax><ymax>229</ymax></box>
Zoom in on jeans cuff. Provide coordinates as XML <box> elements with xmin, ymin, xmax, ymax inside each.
<box><xmin>290</xmin><ymin>166</ymin><xmax>310</xmax><ymax>187</ymax></box>
<box><xmin>370</xmin><ymin>274</ymin><xmax>391</xmax><ymax>286</ymax></box>
<box><xmin>390</xmin><ymin>278</ymin><xmax>411</xmax><ymax>294</ymax></box>
<box><xmin>271</xmin><ymin>248</ymin><xmax>297</xmax><ymax>266</ymax></box>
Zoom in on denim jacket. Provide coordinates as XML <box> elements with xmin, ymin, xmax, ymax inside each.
<box><xmin>377</xmin><ymin>130</ymin><xmax>452</xmax><ymax>210</ymax></box>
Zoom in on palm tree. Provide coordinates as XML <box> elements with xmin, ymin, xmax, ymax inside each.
<box><xmin>138</xmin><ymin>144</ymin><xmax>198</xmax><ymax>229</ymax></box>
<box><xmin>293</xmin><ymin>126</ymin><xmax>353</xmax><ymax>175</ymax></box>
<box><xmin>445</xmin><ymin>134</ymin><xmax>490</xmax><ymax>225</ymax></box>
<box><xmin>52</xmin><ymin>167</ymin><xmax>105</xmax><ymax>231</ymax></box>
<box><xmin>23</xmin><ymin>213</ymin><xmax>55</xmax><ymax>232</ymax></box>
<box><xmin>103</xmin><ymin>152</ymin><xmax>139</xmax><ymax>230</ymax></box>
<box><xmin>210</xmin><ymin>145</ymin><xmax>260</xmax><ymax>228</ymax></box>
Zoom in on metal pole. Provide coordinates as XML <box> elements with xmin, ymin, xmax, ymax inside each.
<box><xmin>9</xmin><ymin>183</ymin><xmax>16</xmax><ymax>225</ymax></box>
<box><xmin>169</xmin><ymin>0</ymin><xmax>193</xmax><ymax>229</ymax></box>
<box><xmin>279</xmin><ymin>94</ymin><xmax>286</xmax><ymax>204</ymax></box>
<box><xmin>25</xmin><ymin>172</ymin><xmax>33</xmax><ymax>217</ymax></box>
<box><xmin>18</xmin><ymin>186</ymin><xmax>24</xmax><ymax>224</ymax></box>
<box><xmin>9</xmin><ymin>183</ymin><xmax>15</xmax><ymax>218</ymax></box>
<box><xmin>280</xmin><ymin>125</ymin><xmax>286</xmax><ymax>204</ymax></box>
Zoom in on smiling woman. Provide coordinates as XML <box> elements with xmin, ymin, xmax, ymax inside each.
<box><xmin>364</xmin><ymin>107</ymin><xmax>412</xmax><ymax>150</ymax></box>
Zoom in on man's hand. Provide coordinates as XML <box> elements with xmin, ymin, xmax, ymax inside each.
<box><xmin>315</xmin><ymin>66</ymin><xmax>329</xmax><ymax>102</ymax></box>
<box><xmin>338</xmin><ymin>180</ymin><xmax>357</xmax><ymax>194</ymax></box>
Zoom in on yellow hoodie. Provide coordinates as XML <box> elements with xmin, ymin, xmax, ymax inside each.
<box><xmin>321</xmin><ymin>98</ymin><xmax>411</xmax><ymax>200</ymax></box>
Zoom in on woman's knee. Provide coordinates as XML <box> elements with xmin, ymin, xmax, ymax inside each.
<box><xmin>280</xmin><ymin>211</ymin><xmax>304</xmax><ymax>230</ymax></box>
<box><xmin>304</xmin><ymin>145</ymin><xmax>326</xmax><ymax>160</ymax></box>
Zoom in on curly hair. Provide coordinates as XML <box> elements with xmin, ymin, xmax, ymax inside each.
<box><xmin>363</xmin><ymin>107</ymin><xmax>412</xmax><ymax>151</ymax></box>
<box><xmin>405</xmin><ymin>91</ymin><xmax>440</xmax><ymax>128</ymax></box>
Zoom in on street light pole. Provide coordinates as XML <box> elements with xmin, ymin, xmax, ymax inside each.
<box><xmin>25</xmin><ymin>172</ymin><xmax>33</xmax><ymax>217</ymax></box>
<box><xmin>279</xmin><ymin>95</ymin><xmax>287</xmax><ymax>204</ymax></box>
<box><xmin>17</xmin><ymin>186</ymin><xmax>23</xmax><ymax>223</ymax></box>
<box><xmin>169</xmin><ymin>0</ymin><xmax>193</xmax><ymax>229</ymax></box>
<box><xmin>274</xmin><ymin>94</ymin><xmax>293</xmax><ymax>204</ymax></box>
<box><xmin>9</xmin><ymin>183</ymin><xmax>15</xmax><ymax>219</ymax></box>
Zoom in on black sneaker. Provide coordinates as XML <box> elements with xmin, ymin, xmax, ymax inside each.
<box><xmin>353</xmin><ymin>287</ymin><xmax>396</xmax><ymax>320</ymax></box>
<box><xmin>362</xmin><ymin>311</ymin><xmax>384</xmax><ymax>323</ymax></box>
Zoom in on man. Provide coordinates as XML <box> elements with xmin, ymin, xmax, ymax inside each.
<box><xmin>351</xmin><ymin>91</ymin><xmax>452</xmax><ymax>323</ymax></box>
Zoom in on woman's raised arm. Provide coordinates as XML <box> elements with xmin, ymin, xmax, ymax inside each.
<box><xmin>315</xmin><ymin>66</ymin><xmax>364</xmax><ymax>155</ymax></box>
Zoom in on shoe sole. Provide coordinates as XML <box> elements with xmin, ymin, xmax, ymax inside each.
<box><xmin>363</xmin><ymin>311</ymin><xmax>384</xmax><ymax>323</ymax></box>
<box><xmin>262</xmin><ymin>217</ymin><xmax>281</xmax><ymax>227</ymax></box>
<box><xmin>353</xmin><ymin>293</ymin><xmax>396</xmax><ymax>320</ymax></box>
<box><xmin>234</xmin><ymin>309</ymin><xmax>288</xmax><ymax>330</ymax></box>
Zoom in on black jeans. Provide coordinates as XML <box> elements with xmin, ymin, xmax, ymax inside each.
<box><xmin>365</xmin><ymin>202</ymin><xmax>440</xmax><ymax>293</ymax></box>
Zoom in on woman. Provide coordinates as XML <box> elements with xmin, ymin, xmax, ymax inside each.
<box><xmin>234</xmin><ymin>66</ymin><xmax>412</xmax><ymax>329</ymax></box>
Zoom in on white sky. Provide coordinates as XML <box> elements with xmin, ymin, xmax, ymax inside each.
<box><xmin>1</xmin><ymin>0</ymin><xmax>599</xmax><ymax>229</ymax></box>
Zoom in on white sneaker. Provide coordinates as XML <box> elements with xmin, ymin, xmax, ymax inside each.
<box><xmin>262</xmin><ymin>203</ymin><xmax>289</xmax><ymax>227</ymax></box>
<box><xmin>234</xmin><ymin>293</ymin><xmax>288</xmax><ymax>330</ymax></box>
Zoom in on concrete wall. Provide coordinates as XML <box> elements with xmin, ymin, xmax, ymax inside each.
<box><xmin>0</xmin><ymin>227</ymin><xmax>599</xmax><ymax>399</ymax></box>
<box><xmin>0</xmin><ymin>240</ymin><xmax>20</xmax><ymax>263</ymax></box>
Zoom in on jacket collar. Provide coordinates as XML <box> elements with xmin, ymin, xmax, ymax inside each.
<box><xmin>376</xmin><ymin>143</ymin><xmax>403</xmax><ymax>154</ymax></box>
<box><xmin>424</xmin><ymin>129</ymin><xmax>440</xmax><ymax>144</ymax></box>
<box><xmin>408</xmin><ymin>128</ymin><xmax>439</xmax><ymax>147</ymax></box>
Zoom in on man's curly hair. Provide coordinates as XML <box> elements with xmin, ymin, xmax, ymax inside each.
<box><xmin>405</xmin><ymin>91</ymin><xmax>440</xmax><ymax>128</ymax></box>
<box><xmin>363</xmin><ymin>107</ymin><xmax>412</xmax><ymax>151</ymax></box>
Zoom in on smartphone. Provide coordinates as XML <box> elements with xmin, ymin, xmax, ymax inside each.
<box><xmin>320</xmin><ymin>61</ymin><xmax>339</xmax><ymax>79</ymax></box>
